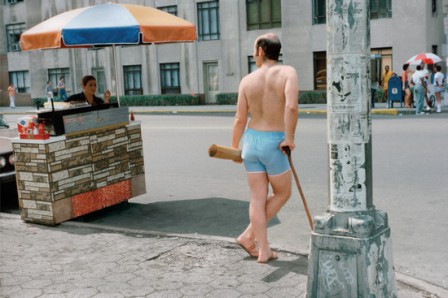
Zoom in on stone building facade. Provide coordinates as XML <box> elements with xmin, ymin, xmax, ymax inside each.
<box><xmin>0</xmin><ymin>0</ymin><xmax>445</xmax><ymax>106</ymax></box>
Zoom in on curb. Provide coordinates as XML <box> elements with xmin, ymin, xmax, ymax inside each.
<box><xmin>372</xmin><ymin>108</ymin><xmax>398</xmax><ymax>115</ymax></box>
<box><xmin>0</xmin><ymin>107</ymin><xmax>416</xmax><ymax>116</ymax></box>
<box><xmin>395</xmin><ymin>272</ymin><xmax>448</xmax><ymax>298</ymax></box>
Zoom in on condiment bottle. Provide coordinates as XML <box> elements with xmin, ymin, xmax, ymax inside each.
<box><xmin>38</xmin><ymin>121</ymin><xmax>45</xmax><ymax>135</ymax></box>
<box><xmin>28</xmin><ymin>122</ymin><xmax>34</xmax><ymax>135</ymax></box>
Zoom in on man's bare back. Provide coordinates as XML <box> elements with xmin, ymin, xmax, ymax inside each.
<box><xmin>241</xmin><ymin>64</ymin><xmax>298</xmax><ymax>132</ymax></box>
<box><xmin>232</xmin><ymin>32</ymin><xmax>298</xmax><ymax>151</ymax></box>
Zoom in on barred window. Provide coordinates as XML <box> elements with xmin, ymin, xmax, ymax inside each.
<box><xmin>246</xmin><ymin>0</ymin><xmax>281</xmax><ymax>31</ymax></box>
<box><xmin>370</xmin><ymin>0</ymin><xmax>392</xmax><ymax>19</ymax></box>
<box><xmin>5</xmin><ymin>0</ymin><xmax>24</xmax><ymax>4</ymax></box>
<box><xmin>48</xmin><ymin>68</ymin><xmax>71</xmax><ymax>93</ymax></box>
<box><xmin>6</xmin><ymin>23</ymin><xmax>26</xmax><ymax>52</ymax></box>
<box><xmin>158</xmin><ymin>5</ymin><xmax>177</xmax><ymax>16</ymax></box>
<box><xmin>312</xmin><ymin>0</ymin><xmax>326</xmax><ymax>25</ymax></box>
<box><xmin>160</xmin><ymin>63</ymin><xmax>181</xmax><ymax>94</ymax></box>
<box><xmin>123</xmin><ymin>65</ymin><xmax>142</xmax><ymax>95</ymax></box>
<box><xmin>197</xmin><ymin>1</ymin><xmax>220</xmax><ymax>41</ymax></box>
<box><xmin>9</xmin><ymin>71</ymin><xmax>30</xmax><ymax>93</ymax></box>
<box><xmin>313</xmin><ymin>52</ymin><xmax>327</xmax><ymax>90</ymax></box>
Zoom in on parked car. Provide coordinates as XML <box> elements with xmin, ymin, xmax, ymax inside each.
<box><xmin>0</xmin><ymin>117</ymin><xmax>18</xmax><ymax>211</ymax></box>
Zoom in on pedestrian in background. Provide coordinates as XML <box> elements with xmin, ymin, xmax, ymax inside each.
<box><xmin>401</xmin><ymin>64</ymin><xmax>412</xmax><ymax>108</ymax></box>
<box><xmin>46</xmin><ymin>81</ymin><xmax>53</xmax><ymax>103</ymax></box>
<box><xmin>421</xmin><ymin>63</ymin><xmax>434</xmax><ymax>110</ymax></box>
<box><xmin>57</xmin><ymin>77</ymin><xmax>67</xmax><ymax>100</ymax></box>
<box><xmin>433</xmin><ymin>65</ymin><xmax>445</xmax><ymax>113</ymax></box>
<box><xmin>232</xmin><ymin>33</ymin><xmax>298</xmax><ymax>263</ymax></box>
<box><xmin>103</xmin><ymin>90</ymin><xmax>111</xmax><ymax>104</ymax></box>
<box><xmin>381</xmin><ymin>65</ymin><xmax>393</xmax><ymax>101</ymax></box>
<box><xmin>7</xmin><ymin>83</ymin><xmax>15</xmax><ymax>109</ymax></box>
<box><xmin>412</xmin><ymin>65</ymin><xmax>427</xmax><ymax>115</ymax></box>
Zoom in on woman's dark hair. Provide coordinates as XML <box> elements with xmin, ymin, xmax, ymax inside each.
<box><xmin>81</xmin><ymin>75</ymin><xmax>96</xmax><ymax>87</ymax></box>
<box><xmin>402</xmin><ymin>64</ymin><xmax>409</xmax><ymax>71</ymax></box>
<box><xmin>436</xmin><ymin>65</ymin><xmax>442</xmax><ymax>72</ymax></box>
<box><xmin>256</xmin><ymin>37</ymin><xmax>281</xmax><ymax>61</ymax></box>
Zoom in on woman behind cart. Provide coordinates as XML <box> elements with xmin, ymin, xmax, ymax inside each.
<box><xmin>64</xmin><ymin>75</ymin><xmax>104</xmax><ymax>105</ymax></box>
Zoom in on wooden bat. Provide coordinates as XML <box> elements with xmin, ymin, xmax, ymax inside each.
<box><xmin>208</xmin><ymin>144</ymin><xmax>242</xmax><ymax>162</ymax></box>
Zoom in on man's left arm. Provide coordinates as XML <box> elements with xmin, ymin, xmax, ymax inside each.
<box><xmin>281</xmin><ymin>67</ymin><xmax>299</xmax><ymax>151</ymax></box>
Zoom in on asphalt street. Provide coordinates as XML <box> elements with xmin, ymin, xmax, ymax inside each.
<box><xmin>1</xmin><ymin>104</ymin><xmax>447</xmax><ymax>296</ymax></box>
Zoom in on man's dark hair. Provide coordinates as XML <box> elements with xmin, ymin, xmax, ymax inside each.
<box><xmin>416</xmin><ymin>65</ymin><xmax>422</xmax><ymax>71</ymax></box>
<box><xmin>402</xmin><ymin>64</ymin><xmax>409</xmax><ymax>71</ymax></box>
<box><xmin>256</xmin><ymin>37</ymin><xmax>281</xmax><ymax>61</ymax></box>
<box><xmin>436</xmin><ymin>65</ymin><xmax>442</xmax><ymax>72</ymax></box>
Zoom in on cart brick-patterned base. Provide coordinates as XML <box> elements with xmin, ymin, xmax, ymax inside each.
<box><xmin>12</xmin><ymin>122</ymin><xmax>145</xmax><ymax>225</ymax></box>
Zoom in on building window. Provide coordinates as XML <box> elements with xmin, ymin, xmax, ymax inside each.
<box><xmin>370</xmin><ymin>0</ymin><xmax>392</xmax><ymax>19</ymax></box>
<box><xmin>197</xmin><ymin>1</ymin><xmax>220</xmax><ymax>41</ymax></box>
<box><xmin>123</xmin><ymin>65</ymin><xmax>142</xmax><ymax>95</ymax></box>
<box><xmin>48</xmin><ymin>68</ymin><xmax>71</xmax><ymax>94</ymax></box>
<box><xmin>158</xmin><ymin>5</ymin><xmax>177</xmax><ymax>16</ymax></box>
<box><xmin>316</xmin><ymin>1</ymin><xmax>391</xmax><ymax>21</ymax></box>
<box><xmin>246</xmin><ymin>0</ymin><xmax>281</xmax><ymax>31</ymax></box>
<box><xmin>432</xmin><ymin>45</ymin><xmax>438</xmax><ymax>56</ymax></box>
<box><xmin>314</xmin><ymin>52</ymin><xmax>327</xmax><ymax>90</ymax></box>
<box><xmin>92</xmin><ymin>68</ymin><xmax>106</xmax><ymax>95</ymax></box>
<box><xmin>9</xmin><ymin>71</ymin><xmax>30</xmax><ymax>93</ymax></box>
<box><xmin>248</xmin><ymin>55</ymin><xmax>283</xmax><ymax>73</ymax></box>
<box><xmin>6</xmin><ymin>23</ymin><xmax>26</xmax><ymax>52</ymax></box>
<box><xmin>432</xmin><ymin>0</ymin><xmax>437</xmax><ymax>17</ymax></box>
<box><xmin>5</xmin><ymin>0</ymin><xmax>24</xmax><ymax>4</ymax></box>
<box><xmin>312</xmin><ymin>0</ymin><xmax>326</xmax><ymax>25</ymax></box>
<box><xmin>160</xmin><ymin>63</ymin><xmax>181</xmax><ymax>94</ymax></box>
<box><xmin>371</xmin><ymin>48</ymin><xmax>392</xmax><ymax>88</ymax></box>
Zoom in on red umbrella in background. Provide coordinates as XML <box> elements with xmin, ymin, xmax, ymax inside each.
<box><xmin>20</xmin><ymin>3</ymin><xmax>196</xmax><ymax>105</ymax></box>
<box><xmin>406</xmin><ymin>53</ymin><xmax>442</xmax><ymax>65</ymax></box>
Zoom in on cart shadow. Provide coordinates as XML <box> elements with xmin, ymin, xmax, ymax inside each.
<box><xmin>72</xmin><ymin>198</ymin><xmax>281</xmax><ymax>239</ymax></box>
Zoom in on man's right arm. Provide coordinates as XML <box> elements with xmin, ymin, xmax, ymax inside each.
<box><xmin>232</xmin><ymin>79</ymin><xmax>249</xmax><ymax>149</ymax></box>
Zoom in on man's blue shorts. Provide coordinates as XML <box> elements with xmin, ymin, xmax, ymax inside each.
<box><xmin>242</xmin><ymin>128</ymin><xmax>290</xmax><ymax>176</ymax></box>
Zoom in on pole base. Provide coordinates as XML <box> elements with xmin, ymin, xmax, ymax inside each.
<box><xmin>306</xmin><ymin>210</ymin><xmax>397</xmax><ymax>297</ymax></box>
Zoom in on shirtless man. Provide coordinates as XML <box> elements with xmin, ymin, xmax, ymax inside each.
<box><xmin>232</xmin><ymin>33</ymin><xmax>299</xmax><ymax>263</ymax></box>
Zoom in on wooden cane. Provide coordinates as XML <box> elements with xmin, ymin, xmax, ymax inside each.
<box><xmin>282</xmin><ymin>146</ymin><xmax>314</xmax><ymax>230</ymax></box>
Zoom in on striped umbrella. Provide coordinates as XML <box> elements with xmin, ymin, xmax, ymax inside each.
<box><xmin>20</xmin><ymin>3</ymin><xmax>196</xmax><ymax>50</ymax></box>
<box><xmin>406</xmin><ymin>53</ymin><xmax>442</xmax><ymax>65</ymax></box>
<box><xmin>19</xmin><ymin>3</ymin><xmax>196</xmax><ymax>106</ymax></box>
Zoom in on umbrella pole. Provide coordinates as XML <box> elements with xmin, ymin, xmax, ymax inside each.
<box><xmin>113</xmin><ymin>44</ymin><xmax>120</xmax><ymax>107</ymax></box>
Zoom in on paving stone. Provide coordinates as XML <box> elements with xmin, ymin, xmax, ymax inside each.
<box><xmin>120</xmin><ymin>285</ymin><xmax>156</xmax><ymax>297</ymax></box>
<box><xmin>0</xmin><ymin>214</ymin><xmax>438</xmax><ymax>298</ymax></box>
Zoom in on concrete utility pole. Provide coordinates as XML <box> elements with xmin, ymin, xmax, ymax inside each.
<box><xmin>306</xmin><ymin>0</ymin><xmax>397</xmax><ymax>297</ymax></box>
<box><xmin>443</xmin><ymin>0</ymin><xmax>448</xmax><ymax>105</ymax></box>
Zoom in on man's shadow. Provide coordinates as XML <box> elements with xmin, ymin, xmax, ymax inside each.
<box><xmin>74</xmin><ymin>197</ymin><xmax>281</xmax><ymax>238</ymax></box>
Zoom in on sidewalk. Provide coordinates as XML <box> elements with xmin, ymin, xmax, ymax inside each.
<box><xmin>1</xmin><ymin>102</ymin><xmax>445</xmax><ymax>116</ymax></box>
<box><xmin>1</xmin><ymin>213</ymin><xmax>446</xmax><ymax>297</ymax></box>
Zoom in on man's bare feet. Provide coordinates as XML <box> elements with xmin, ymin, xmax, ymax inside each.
<box><xmin>235</xmin><ymin>237</ymin><xmax>258</xmax><ymax>258</ymax></box>
<box><xmin>257</xmin><ymin>250</ymin><xmax>278</xmax><ymax>263</ymax></box>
